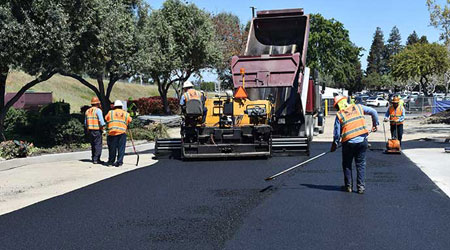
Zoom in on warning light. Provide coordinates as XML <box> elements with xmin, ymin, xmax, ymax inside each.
<box><xmin>234</xmin><ymin>86</ymin><xmax>248</xmax><ymax>99</ymax></box>
<box><xmin>240</xmin><ymin>68</ymin><xmax>245</xmax><ymax>75</ymax></box>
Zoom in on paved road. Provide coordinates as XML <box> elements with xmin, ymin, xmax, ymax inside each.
<box><xmin>0</xmin><ymin>141</ymin><xmax>449</xmax><ymax>250</ymax></box>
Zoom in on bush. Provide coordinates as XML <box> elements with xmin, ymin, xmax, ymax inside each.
<box><xmin>55</xmin><ymin>119</ymin><xmax>86</xmax><ymax>146</ymax></box>
<box><xmin>0</xmin><ymin>140</ymin><xmax>34</xmax><ymax>160</ymax></box>
<box><xmin>136</xmin><ymin>96</ymin><xmax>179</xmax><ymax>115</ymax></box>
<box><xmin>128</xmin><ymin>118</ymin><xmax>145</xmax><ymax>129</ymax></box>
<box><xmin>40</xmin><ymin>102</ymin><xmax>70</xmax><ymax>116</ymax></box>
<box><xmin>4</xmin><ymin>108</ymin><xmax>29</xmax><ymax>139</ymax></box>
<box><xmin>129</xmin><ymin>123</ymin><xmax>169</xmax><ymax>141</ymax></box>
<box><xmin>200</xmin><ymin>81</ymin><xmax>216</xmax><ymax>92</ymax></box>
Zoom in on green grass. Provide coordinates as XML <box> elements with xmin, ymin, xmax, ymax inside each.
<box><xmin>6</xmin><ymin>71</ymin><xmax>176</xmax><ymax>113</ymax></box>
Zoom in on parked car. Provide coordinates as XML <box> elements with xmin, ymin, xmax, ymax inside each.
<box><xmin>366</xmin><ymin>97</ymin><xmax>389</xmax><ymax>107</ymax></box>
<box><xmin>355</xmin><ymin>95</ymin><xmax>370</xmax><ymax>105</ymax></box>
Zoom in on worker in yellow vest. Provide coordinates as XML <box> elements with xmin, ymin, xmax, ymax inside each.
<box><xmin>105</xmin><ymin>100</ymin><xmax>132</xmax><ymax>167</ymax></box>
<box><xmin>85</xmin><ymin>97</ymin><xmax>106</xmax><ymax>164</ymax></box>
<box><xmin>384</xmin><ymin>96</ymin><xmax>405</xmax><ymax>143</ymax></box>
<box><xmin>331</xmin><ymin>96</ymin><xmax>379</xmax><ymax>194</ymax></box>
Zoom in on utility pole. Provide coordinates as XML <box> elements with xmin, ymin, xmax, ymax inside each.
<box><xmin>250</xmin><ymin>6</ymin><xmax>256</xmax><ymax>18</ymax></box>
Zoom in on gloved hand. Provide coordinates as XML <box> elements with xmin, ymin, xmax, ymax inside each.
<box><xmin>372</xmin><ymin>126</ymin><xmax>378</xmax><ymax>132</ymax></box>
<box><xmin>383</xmin><ymin>118</ymin><xmax>389</xmax><ymax>122</ymax></box>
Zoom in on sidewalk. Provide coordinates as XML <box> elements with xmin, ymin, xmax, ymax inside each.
<box><xmin>0</xmin><ymin>142</ymin><xmax>157</xmax><ymax>215</ymax></box>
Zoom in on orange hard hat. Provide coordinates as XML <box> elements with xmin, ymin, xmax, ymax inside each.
<box><xmin>91</xmin><ymin>97</ymin><xmax>100</xmax><ymax>105</ymax></box>
<box><xmin>391</xmin><ymin>96</ymin><xmax>400</xmax><ymax>103</ymax></box>
<box><xmin>333</xmin><ymin>95</ymin><xmax>347</xmax><ymax>108</ymax></box>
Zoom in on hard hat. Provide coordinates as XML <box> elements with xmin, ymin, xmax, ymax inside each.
<box><xmin>333</xmin><ymin>96</ymin><xmax>347</xmax><ymax>108</ymax></box>
<box><xmin>391</xmin><ymin>96</ymin><xmax>400</xmax><ymax>103</ymax></box>
<box><xmin>91</xmin><ymin>97</ymin><xmax>100</xmax><ymax>105</ymax></box>
<box><xmin>114</xmin><ymin>100</ymin><xmax>123</xmax><ymax>107</ymax></box>
<box><xmin>183</xmin><ymin>80</ymin><xmax>194</xmax><ymax>88</ymax></box>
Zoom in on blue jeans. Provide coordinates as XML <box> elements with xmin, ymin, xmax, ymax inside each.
<box><xmin>342</xmin><ymin>139</ymin><xmax>368</xmax><ymax>190</ymax></box>
<box><xmin>107</xmin><ymin>133</ymin><xmax>127</xmax><ymax>164</ymax></box>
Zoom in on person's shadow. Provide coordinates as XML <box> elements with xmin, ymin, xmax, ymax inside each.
<box><xmin>300</xmin><ymin>184</ymin><xmax>343</xmax><ymax>192</ymax></box>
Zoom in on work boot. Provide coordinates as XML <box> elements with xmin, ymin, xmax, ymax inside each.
<box><xmin>105</xmin><ymin>161</ymin><xmax>114</xmax><ymax>167</ymax></box>
<box><xmin>113</xmin><ymin>162</ymin><xmax>123</xmax><ymax>167</ymax></box>
<box><xmin>93</xmin><ymin>160</ymin><xmax>104</xmax><ymax>165</ymax></box>
<box><xmin>342</xmin><ymin>186</ymin><xmax>352</xmax><ymax>193</ymax></box>
<box><xmin>357</xmin><ymin>189</ymin><xmax>365</xmax><ymax>194</ymax></box>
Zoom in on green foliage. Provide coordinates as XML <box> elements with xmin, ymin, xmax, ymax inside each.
<box><xmin>55</xmin><ymin>119</ymin><xmax>85</xmax><ymax>146</ymax></box>
<box><xmin>307</xmin><ymin>14</ymin><xmax>363</xmax><ymax>91</ymax></box>
<box><xmin>40</xmin><ymin>102</ymin><xmax>70</xmax><ymax>117</ymax></box>
<box><xmin>427</xmin><ymin>0</ymin><xmax>450</xmax><ymax>44</ymax></box>
<box><xmin>4</xmin><ymin>108</ymin><xmax>28</xmax><ymax>139</ymax></box>
<box><xmin>130</xmin><ymin>123</ymin><xmax>169</xmax><ymax>141</ymax></box>
<box><xmin>212</xmin><ymin>12</ymin><xmax>247</xmax><ymax>89</ymax></box>
<box><xmin>142</xmin><ymin>0</ymin><xmax>222</xmax><ymax>113</ymax></box>
<box><xmin>200</xmin><ymin>81</ymin><xmax>216</xmax><ymax>92</ymax></box>
<box><xmin>363</xmin><ymin>72</ymin><xmax>394</xmax><ymax>90</ymax></box>
<box><xmin>367</xmin><ymin>27</ymin><xmax>386</xmax><ymax>74</ymax></box>
<box><xmin>406</xmin><ymin>31</ymin><xmax>420</xmax><ymax>46</ymax></box>
<box><xmin>391</xmin><ymin>43</ymin><xmax>450</xmax><ymax>96</ymax></box>
<box><xmin>384</xmin><ymin>26</ymin><xmax>403</xmax><ymax>74</ymax></box>
<box><xmin>0</xmin><ymin>140</ymin><xmax>34</xmax><ymax>160</ymax></box>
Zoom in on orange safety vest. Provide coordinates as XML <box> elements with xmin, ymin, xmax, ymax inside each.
<box><xmin>389</xmin><ymin>106</ymin><xmax>404</xmax><ymax>125</ymax></box>
<box><xmin>105</xmin><ymin>109</ymin><xmax>132</xmax><ymax>136</ymax></box>
<box><xmin>184</xmin><ymin>89</ymin><xmax>201</xmax><ymax>102</ymax></box>
<box><xmin>85</xmin><ymin>107</ymin><xmax>101</xmax><ymax>130</ymax></box>
<box><xmin>337</xmin><ymin>104</ymin><xmax>369</xmax><ymax>142</ymax></box>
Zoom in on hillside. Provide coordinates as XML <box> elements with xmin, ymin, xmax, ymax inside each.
<box><xmin>5</xmin><ymin>71</ymin><xmax>175</xmax><ymax>112</ymax></box>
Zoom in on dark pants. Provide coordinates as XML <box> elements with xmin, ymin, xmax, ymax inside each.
<box><xmin>342</xmin><ymin>139</ymin><xmax>368</xmax><ymax>191</ymax></box>
<box><xmin>390</xmin><ymin>124</ymin><xmax>403</xmax><ymax>143</ymax></box>
<box><xmin>88</xmin><ymin>130</ymin><xmax>102</xmax><ymax>162</ymax></box>
<box><xmin>107</xmin><ymin>133</ymin><xmax>127</xmax><ymax>164</ymax></box>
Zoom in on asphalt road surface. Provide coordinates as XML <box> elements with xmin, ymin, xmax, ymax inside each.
<box><xmin>0</xmin><ymin>141</ymin><xmax>449</xmax><ymax>250</ymax></box>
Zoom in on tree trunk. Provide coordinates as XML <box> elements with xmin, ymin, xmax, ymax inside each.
<box><xmin>0</xmin><ymin>66</ymin><xmax>8</xmax><ymax>140</ymax></box>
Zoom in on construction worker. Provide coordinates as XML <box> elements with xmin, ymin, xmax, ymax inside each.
<box><xmin>349</xmin><ymin>95</ymin><xmax>356</xmax><ymax>105</ymax></box>
<box><xmin>330</xmin><ymin>96</ymin><xmax>379</xmax><ymax>194</ymax></box>
<box><xmin>384</xmin><ymin>96</ymin><xmax>405</xmax><ymax>144</ymax></box>
<box><xmin>105</xmin><ymin>100</ymin><xmax>132</xmax><ymax>167</ymax></box>
<box><xmin>179</xmin><ymin>80</ymin><xmax>207</xmax><ymax>121</ymax></box>
<box><xmin>85</xmin><ymin>97</ymin><xmax>106</xmax><ymax>164</ymax></box>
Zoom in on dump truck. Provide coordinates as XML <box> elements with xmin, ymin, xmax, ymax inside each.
<box><xmin>155</xmin><ymin>8</ymin><xmax>324</xmax><ymax>159</ymax></box>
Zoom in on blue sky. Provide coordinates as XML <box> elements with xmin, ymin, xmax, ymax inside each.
<box><xmin>146</xmin><ymin>0</ymin><xmax>441</xmax><ymax>76</ymax></box>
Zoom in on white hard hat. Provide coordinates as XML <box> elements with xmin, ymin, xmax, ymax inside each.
<box><xmin>114</xmin><ymin>100</ymin><xmax>123</xmax><ymax>107</ymax></box>
<box><xmin>183</xmin><ymin>80</ymin><xmax>194</xmax><ymax>88</ymax></box>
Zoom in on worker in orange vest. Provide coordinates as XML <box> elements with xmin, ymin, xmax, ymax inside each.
<box><xmin>179</xmin><ymin>80</ymin><xmax>207</xmax><ymax>122</ymax></box>
<box><xmin>85</xmin><ymin>97</ymin><xmax>106</xmax><ymax>164</ymax></box>
<box><xmin>384</xmin><ymin>96</ymin><xmax>405</xmax><ymax>143</ymax></box>
<box><xmin>105</xmin><ymin>100</ymin><xmax>132</xmax><ymax>167</ymax></box>
<box><xmin>331</xmin><ymin>96</ymin><xmax>379</xmax><ymax>194</ymax></box>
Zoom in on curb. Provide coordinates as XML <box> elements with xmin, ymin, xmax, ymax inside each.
<box><xmin>0</xmin><ymin>142</ymin><xmax>155</xmax><ymax>171</ymax></box>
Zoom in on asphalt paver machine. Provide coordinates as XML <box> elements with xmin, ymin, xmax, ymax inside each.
<box><xmin>155</xmin><ymin>8</ymin><xmax>324</xmax><ymax>159</ymax></box>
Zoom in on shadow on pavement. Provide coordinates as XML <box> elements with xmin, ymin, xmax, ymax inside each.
<box><xmin>300</xmin><ymin>183</ymin><xmax>343</xmax><ymax>192</ymax></box>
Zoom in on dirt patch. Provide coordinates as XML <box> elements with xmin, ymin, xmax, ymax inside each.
<box><xmin>425</xmin><ymin>110</ymin><xmax>450</xmax><ymax>124</ymax></box>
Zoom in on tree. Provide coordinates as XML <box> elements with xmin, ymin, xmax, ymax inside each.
<box><xmin>367</xmin><ymin>27</ymin><xmax>386</xmax><ymax>74</ymax></box>
<box><xmin>406</xmin><ymin>31</ymin><xmax>420</xmax><ymax>46</ymax></box>
<box><xmin>427</xmin><ymin>0</ymin><xmax>450</xmax><ymax>96</ymax></box>
<box><xmin>307</xmin><ymin>14</ymin><xmax>363</xmax><ymax>91</ymax></box>
<box><xmin>391</xmin><ymin>43</ymin><xmax>450</xmax><ymax>96</ymax></box>
<box><xmin>0</xmin><ymin>0</ymin><xmax>71</xmax><ymax>140</ymax></box>
<box><xmin>384</xmin><ymin>26</ymin><xmax>403</xmax><ymax>73</ymax></box>
<box><xmin>212</xmin><ymin>12</ymin><xmax>247</xmax><ymax>90</ymax></box>
<box><xmin>419</xmin><ymin>35</ymin><xmax>429</xmax><ymax>44</ymax></box>
<box><xmin>427</xmin><ymin>0</ymin><xmax>450</xmax><ymax>44</ymax></box>
<box><xmin>142</xmin><ymin>0</ymin><xmax>222</xmax><ymax>114</ymax></box>
<box><xmin>59</xmin><ymin>0</ymin><xmax>146</xmax><ymax>113</ymax></box>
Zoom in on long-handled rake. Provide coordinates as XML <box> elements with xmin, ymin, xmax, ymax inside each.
<box><xmin>128</xmin><ymin>130</ymin><xmax>140</xmax><ymax>166</ymax></box>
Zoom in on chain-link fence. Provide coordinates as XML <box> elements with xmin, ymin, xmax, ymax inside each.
<box><xmin>405</xmin><ymin>96</ymin><xmax>450</xmax><ymax>115</ymax></box>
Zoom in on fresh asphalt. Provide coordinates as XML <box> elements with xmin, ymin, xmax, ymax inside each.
<box><xmin>0</xmin><ymin>140</ymin><xmax>448</xmax><ymax>250</ymax></box>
